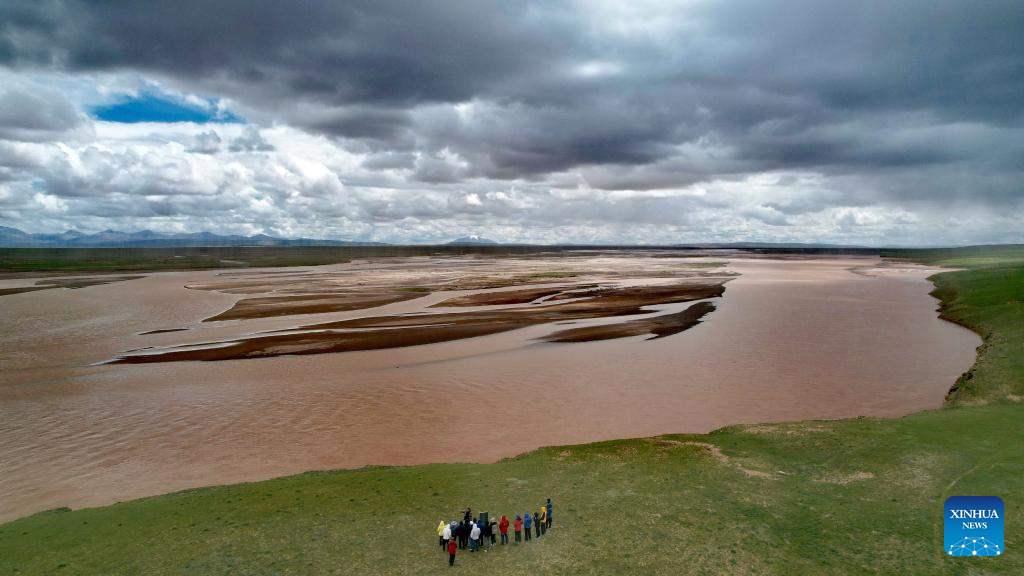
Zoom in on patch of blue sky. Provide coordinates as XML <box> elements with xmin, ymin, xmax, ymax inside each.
<box><xmin>92</xmin><ymin>92</ymin><xmax>244</xmax><ymax>124</ymax></box>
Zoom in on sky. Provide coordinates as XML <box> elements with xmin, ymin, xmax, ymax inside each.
<box><xmin>0</xmin><ymin>0</ymin><xmax>1021</xmax><ymax>245</ymax></box>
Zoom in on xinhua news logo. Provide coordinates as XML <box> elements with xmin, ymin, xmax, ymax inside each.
<box><xmin>944</xmin><ymin>496</ymin><xmax>1004</xmax><ymax>557</ymax></box>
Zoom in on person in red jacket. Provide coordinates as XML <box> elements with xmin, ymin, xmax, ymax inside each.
<box><xmin>447</xmin><ymin>538</ymin><xmax>457</xmax><ymax>567</ymax></box>
<box><xmin>513</xmin><ymin>514</ymin><xmax>523</xmax><ymax>544</ymax></box>
<box><xmin>499</xmin><ymin>514</ymin><xmax>510</xmax><ymax>544</ymax></box>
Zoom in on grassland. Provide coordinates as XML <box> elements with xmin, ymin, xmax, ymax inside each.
<box><xmin>1</xmin><ymin>247</ymin><xmax>1021</xmax><ymax>575</ymax></box>
<box><xmin>0</xmin><ymin>246</ymin><xmax>355</xmax><ymax>274</ymax></box>
<box><xmin>0</xmin><ymin>245</ymin><xmax>561</xmax><ymax>275</ymax></box>
<box><xmin>13</xmin><ymin>243</ymin><xmax>1007</xmax><ymax>275</ymax></box>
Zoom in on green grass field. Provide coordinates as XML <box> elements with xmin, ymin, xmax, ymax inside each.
<box><xmin>0</xmin><ymin>245</ymin><xmax>563</xmax><ymax>274</ymax></box>
<box><xmin>1</xmin><ymin>248</ymin><xmax>1021</xmax><ymax>575</ymax></box>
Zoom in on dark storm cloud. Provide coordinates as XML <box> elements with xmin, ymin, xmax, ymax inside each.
<box><xmin>304</xmin><ymin>107</ymin><xmax>413</xmax><ymax>144</ymax></box>
<box><xmin>1</xmin><ymin>1</ymin><xmax>578</xmax><ymax>105</ymax></box>
<box><xmin>2</xmin><ymin>0</ymin><xmax>1022</xmax><ymax>188</ymax></box>
<box><xmin>0</xmin><ymin>0</ymin><xmax>1022</xmax><ymax>245</ymax></box>
<box><xmin>697</xmin><ymin>0</ymin><xmax>1024</xmax><ymax>124</ymax></box>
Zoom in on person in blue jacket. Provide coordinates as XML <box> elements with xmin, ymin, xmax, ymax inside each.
<box><xmin>546</xmin><ymin>498</ymin><xmax>553</xmax><ymax>528</ymax></box>
<box><xmin>523</xmin><ymin>511</ymin><xmax>533</xmax><ymax>541</ymax></box>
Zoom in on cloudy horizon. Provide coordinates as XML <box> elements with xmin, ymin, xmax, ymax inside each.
<box><xmin>1</xmin><ymin>0</ymin><xmax>1022</xmax><ymax>246</ymax></box>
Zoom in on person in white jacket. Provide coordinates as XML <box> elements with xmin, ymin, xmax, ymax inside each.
<box><xmin>469</xmin><ymin>521</ymin><xmax>482</xmax><ymax>552</ymax></box>
<box><xmin>442</xmin><ymin>522</ymin><xmax>453</xmax><ymax>549</ymax></box>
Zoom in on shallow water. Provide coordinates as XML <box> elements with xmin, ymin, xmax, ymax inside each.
<box><xmin>0</xmin><ymin>255</ymin><xmax>980</xmax><ymax>521</ymax></box>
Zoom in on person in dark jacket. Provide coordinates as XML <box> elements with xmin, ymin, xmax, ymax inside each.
<box><xmin>523</xmin><ymin>512</ymin><xmax>532</xmax><ymax>541</ymax></box>
<box><xmin>457</xmin><ymin>521</ymin><xmax>468</xmax><ymax>549</ymax></box>
<box><xmin>546</xmin><ymin>498</ymin><xmax>553</xmax><ymax>528</ymax></box>
<box><xmin>447</xmin><ymin>538</ymin><xmax>458</xmax><ymax>567</ymax></box>
<box><xmin>514</xmin><ymin>515</ymin><xmax>523</xmax><ymax>543</ymax></box>
<box><xmin>480</xmin><ymin>520</ymin><xmax>491</xmax><ymax>549</ymax></box>
<box><xmin>499</xmin><ymin>515</ymin><xmax>510</xmax><ymax>544</ymax></box>
<box><xmin>533</xmin><ymin>512</ymin><xmax>541</xmax><ymax>538</ymax></box>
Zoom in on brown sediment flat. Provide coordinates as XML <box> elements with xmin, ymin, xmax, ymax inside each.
<box><xmin>0</xmin><ymin>275</ymin><xmax>144</xmax><ymax>297</ymax></box>
<box><xmin>301</xmin><ymin>282</ymin><xmax>725</xmax><ymax>330</ymax></box>
<box><xmin>543</xmin><ymin>301</ymin><xmax>717</xmax><ymax>342</ymax></box>
<box><xmin>542</xmin><ymin>281</ymin><xmax>735</xmax><ymax>303</ymax></box>
<box><xmin>203</xmin><ymin>291</ymin><xmax>429</xmax><ymax>322</ymax></box>
<box><xmin>114</xmin><ymin>323</ymin><xmax>523</xmax><ymax>363</ymax></box>
<box><xmin>36</xmin><ymin>275</ymin><xmax>145</xmax><ymax>288</ymax></box>
<box><xmin>182</xmin><ymin>258</ymin><xmax>732</xmax><ymax>322</ymax></box>
<box><xmin>545</xmin><ymin>286</ymin><xmax>610</xmax><ymax>301</ymax></box>
<box><xmin>186</xmin><ymin>279</ymin><xmax>341</xmax><ymax>295</ymax></box>
<box><xmin>429</xmin><ymin>285</ymin><xmax>596</xmax><ymax>307</ymax></box>
<box><xmin>433</xmin><ymin>273</ymin><xmax>580</xmax><ymax>290</ymax></box>
<box><xmin>0</xmin><ymin>286</ymin><xmax>52</xmax><ymax>296</ymax></box>
<box><xmin>137</xmin><ymin>328</ymin><xmax>188</xmax><ymax>335</ymax></box>
<box><xmin>215</xmin><ymin>270</ymin><xmax>315</xmax><ymax>276</ymax></box>
<box><xmin>112</xmin><ymin>282</ymin><xmax>725</xmax><ymax>363</ymax></box>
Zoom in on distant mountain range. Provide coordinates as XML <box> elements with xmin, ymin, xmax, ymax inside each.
<box><xmin>0</xmin><ymin>226</ymin><xmax>383</xmax><ymax>248</ymax></box>
<box><xmin>690</xmin><ymin>241</ymin><xmax>869</xmax><ymax>249</ymax></box>
<box><xmin>446</xmin><ymin>235</ymin><xmax>498</xmax><ymax>245</ymax></box>
<box><xmin>0</xmin><ymin>226</ymin><xmax>884</xmax><ymax>249</ymax></box>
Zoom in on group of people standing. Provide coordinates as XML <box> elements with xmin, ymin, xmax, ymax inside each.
<box><xmin>438</xmin><ymin>499</ymin><xmax>553</xmax><ymax>567</ymax></box>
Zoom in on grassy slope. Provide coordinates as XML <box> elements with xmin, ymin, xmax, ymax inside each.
<box><xmin>931</xmin><ymin>267</ymin><xmax>1023</xmax><ymax>405</ymax></box>
<box><xmin>1</xmin><ymin>250</ymin><xmax>1022</xmax><ymax>575</ymax></box>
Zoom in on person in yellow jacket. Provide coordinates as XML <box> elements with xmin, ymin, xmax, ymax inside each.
<box><xmin>437</xmin><ymin>520</ymin><xmax>447</xmax><ymax>549</ymax></box>
<box><xmin>539</xmin><ymin>506</ymin><xmax>547</xmax><ymax>535</ymax></box>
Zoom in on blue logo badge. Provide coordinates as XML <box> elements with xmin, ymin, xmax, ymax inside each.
<box><xmin>944</xmin><ymin>496</ymin><xmax>1003</xmax><ymax>557</ymax></box>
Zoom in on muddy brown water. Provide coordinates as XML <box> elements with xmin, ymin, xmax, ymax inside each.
<box><xmin>0</xmin><ymin>255</ymin><xmax>980</xmax><ymax>522</ymax></box>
